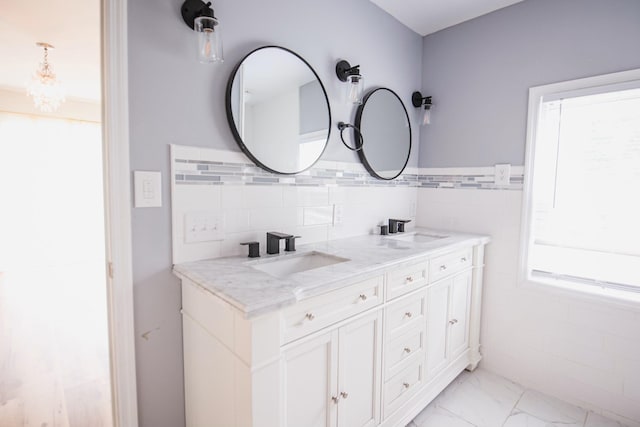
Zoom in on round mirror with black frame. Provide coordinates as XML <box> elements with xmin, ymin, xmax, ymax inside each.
<box><xmin>355</xmin><ymin>88</ymin><xmax>412</xmax><ymax>180</ymax></box>
<box><xmin>225</xmin><ymin>46</ymin><xmax>331</xmax><ymax>175</ymax></box>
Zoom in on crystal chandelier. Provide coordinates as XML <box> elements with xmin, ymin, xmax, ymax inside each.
<box><xmin>27</xmin><ymin>42</ymin><xmax>65</xmax><ymax>113</ymax></box>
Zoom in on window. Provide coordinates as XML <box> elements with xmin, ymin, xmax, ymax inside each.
<box><xmin>520</xmin><ymin>69</ymin><xmax>640</xmax><ymax>302</ymax></box>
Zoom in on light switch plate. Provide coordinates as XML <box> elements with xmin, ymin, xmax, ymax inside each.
<box><xmin>184</xmin><ymin>211</ymin><xmax>224</xmax><ymax>243</ymax></box>
<box><xmin>495</xmin><ymin>164</ymin><xmax>511</xmax><ymax>186</ymax></box>
<box><xmin>134</xmin><ymin>171</ymin><xmax>162</xmax><ymax>208</ymax></box>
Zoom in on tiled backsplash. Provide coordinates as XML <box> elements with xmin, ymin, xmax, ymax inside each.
<box><xmin>170</xmin><ymin>144</ymin><xmax>523</xmax><ymax>263</ymax></box>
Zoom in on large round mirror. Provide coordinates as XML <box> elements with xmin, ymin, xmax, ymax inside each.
<box><xmin>225</xmin><ymin>46</ymin><xmax>331</xmax><ymax>174</ymax></box>
<box><xmin>355</xmin><ymin>88</ymin><xmax>411</xmax><ymax>180</ymax></box>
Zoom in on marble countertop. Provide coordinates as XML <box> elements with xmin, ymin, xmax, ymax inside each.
<box><xmin>173</xmin><ymin>228</ymin><xmax>490</xmax><ymax>318</ymax></box>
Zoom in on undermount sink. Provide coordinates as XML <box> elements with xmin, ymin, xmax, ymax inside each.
<box><xmin>385</xmin><ymin>232</ymin><xmax>448</xmax><ymax>243</ymax></box>
<box><xmin>250</xmin><ymin>251</ymin><xmax>350</xmax><ymax>278</ymax></box>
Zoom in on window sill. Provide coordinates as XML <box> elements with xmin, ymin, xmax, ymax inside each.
<box><xmin>520</xmin><ymin>274</ymin><xmax>640</xmax><ymax>312</ymax></box>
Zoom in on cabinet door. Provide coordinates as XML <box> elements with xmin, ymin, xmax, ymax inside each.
<box><xmin>337</xmin><ymin>311</ymin><xmax>382</xmax><ymax>427</ymax></box>
<box><xmin>425</xmin><ymin>279</ymin><xmax>450</xmax><ymax>378</ymax></box>
<box><xmin>283</xmin><ymin>331</ymin><xmax>338</xmax><ymax>427</ymax></box>
<box><xmin>448</xmin><ymin>270</ymin><xmax>471</xmax><ymax>359</ymax></box>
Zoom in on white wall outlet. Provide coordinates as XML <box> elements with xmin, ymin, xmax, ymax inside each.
<box><xmin>332</xmin><ymin>204</ymin><xmax>344</xmax><ymax>226</ymax></box>
<box><xmin>495</xmin><ymin>164</ymin><xmax>511</xmax><ymax>186</ymax></box>
<box><xmin>134</xmin><ymin>171</ymin><xmax>162</xmax><ymax>208</ymax></box>
<box><xmin>184</xmin><ymin>211</ymin><xmax>224</xmax><ymax>243</ymax></box>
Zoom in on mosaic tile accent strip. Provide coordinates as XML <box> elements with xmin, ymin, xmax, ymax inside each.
<box><xmin>173</xmin><ymin>159</ymin><xmax>524</xmax><ymax>190</ymax></box>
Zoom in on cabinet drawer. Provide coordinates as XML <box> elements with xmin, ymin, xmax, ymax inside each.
<box><xmin>429</xmin><ymin>248</ymin><xmax>472</xmax><ymax>282</ymax></box>
<box><xmin>383</xmin><ymin>360</ymin><xmax>424</xmax><ymax>418</ymax></box>
<box><xmin>281</xmin><ymin>276</ymin><xmax>383</xmax><ymax>344</ymax></box>
<box><xmin>386</xmin><ymin>262</ymin><xmax>428</xmax><ymax>300</ymax></box>
<box><xmin>385</xmin><ymin>291</ymin><xmax>426</xmax><ymax>338</ymax></box>
<box><xmin>385</xmin><ymin>326</ymin><xmax>425</xmax><ymax>378</ymax></box>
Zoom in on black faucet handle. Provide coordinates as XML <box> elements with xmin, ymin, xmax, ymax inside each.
<box><xmin>388</xmin><ymin>218</ymin><xmax>411</xmax><ymax>233</ymax></box>
<box><xmin>285</xmin><ymin>236</ymin><xmax>301</xmax><ymax>252</ymax></box>
<box><xmin>240</xmin><ymin>241</ymin><xmax>260</xmax><ymax>258</ymax></box>
<box><xmin>377</xmin><ymin>224</ymin><xmax>389</xmax><ymax>235</ymax></box>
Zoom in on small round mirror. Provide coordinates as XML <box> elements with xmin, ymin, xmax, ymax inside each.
<box><xmin>225</xmin><ymin>46</ymin><xmax>331</xmax><ymax>174</ymax></box>
<box><xmin>355</xmin><ymin>88</ymin><xmax>411</xmax><ymax>180</ymax></box>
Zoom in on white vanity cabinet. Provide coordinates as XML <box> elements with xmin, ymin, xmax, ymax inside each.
<box><xmin>283</xmin><ymin>310</ymin><xmax>382</xmax><ymax>427</ymax></box>
<box><xmin>178</xmin><ymin>238</ymin><xmax>486</xmax><ymax>427</ymax></box>
<box><xmin>425</xmin><ymin>270</ymin><xmax>471</xmax><ymax>378</ymax></box>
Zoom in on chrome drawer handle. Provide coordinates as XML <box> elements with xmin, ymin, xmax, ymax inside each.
<box><xmin>461</xmin><ymin>257</ymin><xmax>467</xmax><ymax>262</ymax></box>
<box><xmin>403</xmin><ymin>382</ymin><xmax>410</xmax><ymax>389</ymax></box>
<box><xmin>403</xmin><ymin>347</ymin><xmax>411</xmax><ymax>354</ymax></box>
<box><xmin>405</xmin><ymin>276</ymin><xmax>414</xmax><ymax>283</ymax></box>
<box><xmin>439</xmin><ymin>265</ymin><xmax>447</xmax><ymax>271</ymax></box>
<box><xmin>359</xmin><ymin>294</ymin><xmax>368</xmax><ymax>301</ymax></box>
<box><xmin>449</xmin><ymin>318</ymin><xmax>458</xmax><ymax>325</ymax></box>
<box><xmin>404</xmin><ymin>312</ymin><xmax>413</xmax><ymax>318</ymax></box>
<box><xmin>305</xmin><ymin>313</ymin><xmax>315</xmax><ymax>321</ymax></box>
<box><xmin>340</xmin><ymin>391</ymin><xmax>349</xmax><ymax>399</ymax></box>
<box><xmin>331</xmin><ymin>396</ymin><xmax>339</xmax><ymax>404</ymax></box>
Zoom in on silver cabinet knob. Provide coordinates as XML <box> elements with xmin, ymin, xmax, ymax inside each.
<box><xmin>403</xmin><ymin>347</ymin><xmax>411</xmax><ymax>354</ymax></box>
<box><xmin>405</xmin><ymin>276</ymin><xmax>414</xmax><ymax>283</ymax></box>
<box><xmin>331</xmin><ymin>396</ymin><xmax>339</xmax><ymax>404</ymax></box>
<box><xmin>404</xmin><ymin>312</ymin><xmax>413</xmax><ymax>318</ymax></box>
<box><xmin>449</xmin><ymin>318</ymin><xmax>458</xmax><ymax>325</ymax></box>
<box><xmin>403</xmin><ymin>382</ymin><xmax>410</xmax><ymax>389</ymax></box>
<box><xmin>305</xmin><ymin>313</ymin><xmax>315</xmax><ymax>321</ymax></box>
<box><xmin>359</xmin><ymin>294</ymin><xmax>367</xmax><ymax>301</ymax></box>
<box><xmin>461</xmin><ymin>257</ymin><xmax>467</xmax><ymax>262</ymax></box>
<box><xmin>439</xmin><ymin>265</ymin><xmax>447</xmax><ymax>271</ymax></box>
<box><xmin>340</xmin><ymin>391</ymin><xmax>349</xmax><ymax>399</ymax></box>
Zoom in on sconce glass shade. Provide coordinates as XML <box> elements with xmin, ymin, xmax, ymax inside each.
<box><xmin>195</xmin><ymin>16</ymin><xmax>223</xmax><ymax>63</ymax></box>
<box><xmin>421</xmin><ymin>106</ymin><xmax>432</xmax><ymax>126</ymax></box>
<box><xmin>346</xmin><ymin>74</ymin><xmax>364</xmax><ymax>105</ymax></box>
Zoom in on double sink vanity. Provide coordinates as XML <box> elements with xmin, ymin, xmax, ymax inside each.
<box><xmin>173</xmin><ymin>228</ymin><xmax>489</xmax><ymax>427</ymax></box>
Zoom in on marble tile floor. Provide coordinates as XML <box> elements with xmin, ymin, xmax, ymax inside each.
<box><xmin>408</xmin><ymin>368</ymin><xmax>637</xmax><ymax>427</ymax></box>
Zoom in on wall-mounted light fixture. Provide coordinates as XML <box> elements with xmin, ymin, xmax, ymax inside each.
<box><xmin>27</xmin><ymin>42</ymin><xmax>65</xmax><ymax>113</ymax></box>
<box><xmin>412</xmin><ymin>91</ymin><xmax>433</xmax><ymax>126</ymax></box>
<box><xmin>181</xmin><ymin>0</ymin><xmax>223</xmax><ymax>63</ymax></box>
<box><xmin>336</xmin><ymin>60</ymin><xmax>364</xmax><ymax>105</ymax></box>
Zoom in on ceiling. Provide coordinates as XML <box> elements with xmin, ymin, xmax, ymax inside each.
<box><xmin>369</xmin><ymin>0</ymin><xmax>525</xmax><ymax>36</ymax></box>
<box><xmin>0</xmin><ymin>0</ymin><xmax>101</xmax><ymax>101</ymax></box>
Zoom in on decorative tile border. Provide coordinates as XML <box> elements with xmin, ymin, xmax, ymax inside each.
<box><xmin>173</xmin><ymin>158</ymin><xmax>523</xmax><ymax>190</ymax></box>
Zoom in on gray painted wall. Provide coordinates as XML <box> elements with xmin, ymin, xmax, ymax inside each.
<box><xmin>419</xmin><ymin>0</ymin><xmax>640</xmax><ymax>167</ymax></box>
<box><xmin>127</xmin><ymin>1</ymin><xmax>421</xmax><ymax>425</ymax></box>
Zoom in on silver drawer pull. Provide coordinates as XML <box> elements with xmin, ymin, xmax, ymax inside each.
<box><xmin>404</xmin><ymin>312</ymin><xmax>413</xmax><ymax>318</ymax></box>
<box><xmin>403</xmin><ymin>347</ymin><xmax>411</xmax><ymax>354</ymax></box>
<box><xmin>439</xmin><ymin>265</ymin><xmax>447</xmax><ymax>271</ymax></box>
<box><xmin>405</xmin><ymin>276</ymin><xmax>414</xmax><ymax>283</ymax></box>
<box><xmin>305</xmin><ymin>313</ymin><xmax>315</xmax><ymax>321</ymax></box>
<box><xmin>359</xmin><ymin>294</ymin><xmax>368</xmax><ymax>301</ymax></box>
<box><xmin>331</xmin><ymin>396</ymin><xmax>339</xmax><ymax>404</ymax></box>
<box><xmin>340</xmin><ymin>391</ymin><xmax>349</xmax><ymax>399</ymax></box>
<box><xmin>449</xmin><ymin>318</ymin><xmax>458</xmax><ymax>325</ymax></box>
<box><xmin>461</xmin><ymin>257</ymin><xmax>467</xmax><ymax>262</ymax></box>
<box><xmin>403</xmin><ymin>382</ymin><xmax>410</xmax><ymax>389</ymax></box>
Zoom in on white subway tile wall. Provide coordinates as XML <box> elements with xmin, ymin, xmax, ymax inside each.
<box><xmin>416</xmin><ymin>187</ymin><xmax>640</xmax><ymax>425</ymax></box>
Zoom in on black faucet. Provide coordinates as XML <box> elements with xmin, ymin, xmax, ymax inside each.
<box><xmin>388</xmin><ymin>219</ymin><xmax>411</xmax><ymax>234</ymax></box>
<box><xmin>266</xmin><ymin>232</ymin><xmax>293</xmax><ymax>255</ymax></box>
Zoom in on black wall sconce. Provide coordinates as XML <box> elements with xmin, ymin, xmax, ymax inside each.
<box><xmin>336</xmin><ymin>60</ymin><xmax>364</xmax><ymax>105</ymax></box>
<box><xmin>181</xmin><ymin>0</ymin><xmax>223</xmax><ymax>63</ymax></box>
<box><xmin>412</xmin><ymin>91</ymin><xmax>433</xmax><ymax>125</ymax></box>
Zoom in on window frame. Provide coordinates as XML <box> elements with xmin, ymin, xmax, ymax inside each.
<box><xmin>519</xmin><ymin>68</ymin><xmax>640</xmax><ymax>307</ymax></box>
